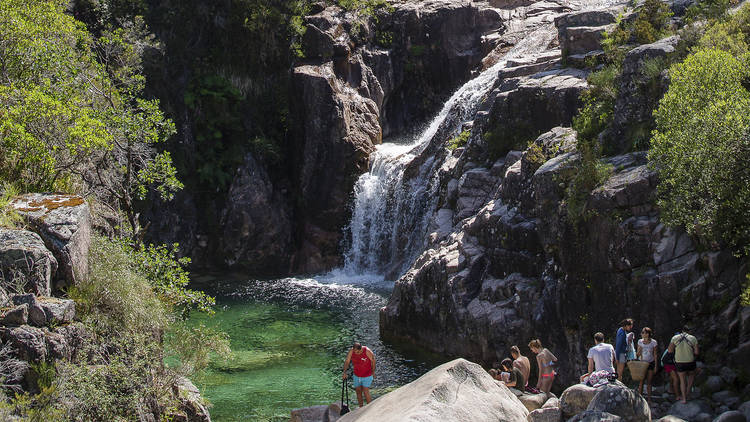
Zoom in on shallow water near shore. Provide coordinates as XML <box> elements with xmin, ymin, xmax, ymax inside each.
<box><xmin>184</xmin><ymin>274</ymin><xmax>440</xmax><ymax>422</ymax></box>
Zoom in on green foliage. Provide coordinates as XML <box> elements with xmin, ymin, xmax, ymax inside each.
<box><xmin>55</xmin><ymin>331</ymin><xmax>175</xmax><ymax>421</ymax></box>
<box><xmin>336</xmin><ymin>0</ymin><xmax>392</xmax><ymax>16</ymax></box>
<box><xmin>572</xmin><ymin>65</ymin><xmax>619</xmax><ymax>143</ymax></box>
<box><xmin>71</xmin><ymin>235</ymin><xmax>169</xmax><ymax>333</ymax></box>
<box><xmin>742</xmin><ymin>274</ymin><xmax>750</xmax><ymax>306</ymax></box>
<box><xmin>127</xmin><ymin>242</ymin><xmax>216</xmax><ymax>317</ymax></box>
<box><xmin>375</xmin><ymin>30</ymin><xmax>393</xmax><ymax>48</ymax></box>
<box><xmin>0</xmin><ymin>183</ymin><xmax>22</xmax><ymax>229</ymax></box>
<box><xmin>447</xmin><ymin>130</ymin><xmax>470</xmax><ymax>150</ymax></box>
<box><xmin>648</xmin><ymin>48</ymin><xmax>750</xmax><ymax>255</ymax></box>
<box><xmin>696</xmin><ymin>4</ymin><xmax>750</xmax><ymax>56</ymax></box>
<box><xmin>0</xmin><ymin>0</ymin><xmax>181</xmax><ymax>238</ymax></box>
<box><xmin>603</xmin><ymin>0</ymin><xmax>673</xmax><ymax>62</ymax></box>
<box><xmin>686</xmin><ymin>0</ymin><xmax>738</xmax><ymax>23</ymax></box>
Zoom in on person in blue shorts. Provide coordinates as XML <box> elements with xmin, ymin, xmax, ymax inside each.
<box><xmin>343</xmin><ymin>342</ymin><xmax>376</xmax><ymax>407</ymax></box>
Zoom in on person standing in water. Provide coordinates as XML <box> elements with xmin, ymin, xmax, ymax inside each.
<box><xmin>529</xmin><ymin>339</ymin><xmax>557</xmax><ymax>393</ymax></box>
<box><xmin>342</xmin><ymin>342</ymin><xmax>376</xmax><ymax>407</ymax></box>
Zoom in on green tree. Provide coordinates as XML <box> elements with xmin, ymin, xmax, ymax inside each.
<box><xmin>649</xmin><ymin>48</ymin><xmax>750</xmax><ymax>255</ymax></box>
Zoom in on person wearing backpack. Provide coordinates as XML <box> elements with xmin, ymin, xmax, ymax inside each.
<box><xmin>669</xmin><ymin>327</ymin><xmax>699</xmax><ymax>403</ymax></box>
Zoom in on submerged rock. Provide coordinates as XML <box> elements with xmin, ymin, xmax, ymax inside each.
<box><xmin>338</xmin><ymin>358</ymin><xmax>529</xmax><ymax>422</ymax></box>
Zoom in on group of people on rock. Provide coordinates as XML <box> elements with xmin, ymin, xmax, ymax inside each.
<box><xmin>487</xmin><ymin>319</ymin><xmax>700</xmax><ymax>405</ymax></box>
<box><xmin>578</xmin><ymin>318</ymin><xmax>699</xmax><ymax>404</ymax></box>
<box><xmin>489</xmin><ymin>340</ymin><xmax>559</xmax><ymax>394</ymax></box>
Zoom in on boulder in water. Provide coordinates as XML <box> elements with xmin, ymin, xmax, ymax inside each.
<box><xmin>585</xmin><ymin>381</ymin><xmax>650</xmax><ymax>422</ymax></box>
<box><xmin>338</xmin><ymin>358</ymin><xmax>529</xmax><ymax>422</ymax></box>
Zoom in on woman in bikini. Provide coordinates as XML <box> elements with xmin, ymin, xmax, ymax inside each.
<box><xmin>529</xmin><ymin>339</ymin><xmax>557</xmax><ymax>394</ymax></box>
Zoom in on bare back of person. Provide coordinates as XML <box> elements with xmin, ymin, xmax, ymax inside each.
<box><xmin>513</xmin><ymin>356</ymin><xmax>531</xmax><ymax>387</ymax></box>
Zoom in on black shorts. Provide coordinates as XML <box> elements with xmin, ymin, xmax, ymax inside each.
<box><xmin>675</xmin><ymin>362</ymin><xmax>696</xmax><ymax>372</ymax></box>
<box><xmin>647</xmin><ymin>361</ymin><xmax>655</xmax><ymax>371</ymax></box>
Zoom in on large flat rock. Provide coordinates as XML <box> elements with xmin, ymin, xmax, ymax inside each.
<box><xmin>11</xmin><ymin>194</ymin><xmax>91</xmax><ymax>288</ymax></box>
<box><xmin>338</xmin><ymin>358</ymin><xmax>529</xmax><ymax>422</ymax></box>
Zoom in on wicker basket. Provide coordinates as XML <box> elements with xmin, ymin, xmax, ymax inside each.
<box><xmin>627</xmin><ymin>360</ymin><xmax>650</xmax><ymax>381</ymax></box>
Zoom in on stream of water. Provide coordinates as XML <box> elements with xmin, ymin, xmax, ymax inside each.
<box><xmin>186</xmin><ymin>274</ymin><xmax>441</xmax><ymax>422</ymax></box>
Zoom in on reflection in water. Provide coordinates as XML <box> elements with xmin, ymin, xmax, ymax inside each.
<box><xmin>185</xmin><ymin>275</ymin><xmax>439</xmax><ymax>422</ymax></box>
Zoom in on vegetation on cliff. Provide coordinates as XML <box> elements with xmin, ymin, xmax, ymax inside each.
<box><xmin>0</xmin><ymin>0</ymin><xmax>228</xmax><ymax>419</ymax></box>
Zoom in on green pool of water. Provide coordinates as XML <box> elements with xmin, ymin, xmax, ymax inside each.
<box><xmin>184</xmin><ymin>275</ymin><xmax>435</xmax><ymax>422</ymax></box>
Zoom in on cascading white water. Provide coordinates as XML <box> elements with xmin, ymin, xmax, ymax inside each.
<box><xmin>344</xmin><ymin>24</ymin><xmax>559</xmax><ymax>277</ymax></box>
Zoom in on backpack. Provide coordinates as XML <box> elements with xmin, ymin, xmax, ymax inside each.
<box><xmin>661</xmin><ymin>348</ymin><xmax>675</xmax><ymax>366</ymax></box>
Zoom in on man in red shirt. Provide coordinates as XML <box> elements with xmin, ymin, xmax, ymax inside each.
<box><xmin>342</xmin><ymin>342</ymin><xmax>376</xmax><ymax>407</ymax></box>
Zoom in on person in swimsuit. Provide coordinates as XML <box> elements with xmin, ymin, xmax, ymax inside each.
<box><xmin>501</xmin><ymin>358</ymin><xmax>526</xmax><ymax>391</ymax></box>
<box><xmin>342</xmin><ymin>342</ymin><xmax>376</xmax><ymax>407</ymax></box>
<box><xmin>510</xmin><ymin>345</ymin><xmax>530</xmax><ymax>390</ymax></box>
<box><xmin>529</xmin><ymin>339</ymin><xmax>557</xmax><ymax>393</ymax></box>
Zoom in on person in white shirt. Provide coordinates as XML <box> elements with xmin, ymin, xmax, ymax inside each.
<box><xmin>637</xmin><ymin>327</ymin><xmax>659</xmax><ymax>403</ymax></box>
<box><xmin>580</xmin><ymin>332</ymin><xmax>616</xmax><ymax>383</ymax></box>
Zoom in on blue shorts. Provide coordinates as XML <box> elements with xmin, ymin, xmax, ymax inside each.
<box><xmin>618</xmin><ymin>353</ymin><xmax>627</xmax><ymax>363</ymax></box>
<box><xmin>353</xmin><ymin>375</ymin><xmax>373</xmax><ymax>388</ymax></box>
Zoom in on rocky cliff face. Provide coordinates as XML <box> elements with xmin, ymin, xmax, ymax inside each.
<box><xmin>147</xmin><ymin>0</ymin><xmax>509</xmax><ymax>274</ymax></box>
<box><xmin>379</xmin><ymin>6</ymin><xmax>749</xmax><ymax>390</ymax></box>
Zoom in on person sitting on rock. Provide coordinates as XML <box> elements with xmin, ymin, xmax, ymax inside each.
<box><xmin>580</xmin><ymin>332</ymin><xmax>616</xmax><ymax>384</ymax></box>
<box><xmin>342</xmin><ymin>342</ymin><xmax>376</xmax><ymax>407</ymax></box>
<box><xmin>615</xmin><ymin>318</ymin><xmax>634</xmax><ymax>381</ymax></box>
<box><xmin>501</xmin><ymin>358</ymin><xmax>526</xmax><ymax>392</ymax></box>
<box><xmin>669</xmin><ymin>326</ymin><xmax>699</xmax><ymax>404</ymax></box>
<box><xmin>488</xmin><ymin>368</ymin><xmax>510</xmax><ymax>383</ymax></box>
<box><xmin>528</xmin><ymin>339</ymin><xmax>557</xmax><ymax>394</ymax></box>
<box><xmin>510</xmin><ymin>345</ymin><xmax>531</xmax><ymax>390</ymax></box>
<box><xmin>636</xmin><ymin>327</ymin><xmax>658</xmax><ymax>403</ymax></box>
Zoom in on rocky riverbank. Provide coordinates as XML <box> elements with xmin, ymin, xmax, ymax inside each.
<box><xmin>379</xmin><ymin>0</ymin><xmax>748</xmax><ymax>394</ymax></box>
<box><xmin>0</xmin><ymin>194</ymin><xmax>210</xmax><ymax>421</ymax></box>
<box><xmin>291</xmin><ymin>358</ymin><xmax>750</xmax><ymax>422</ymax></box>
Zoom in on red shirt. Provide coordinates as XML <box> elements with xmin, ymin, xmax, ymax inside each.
<box><xmin>352</xmin><ymin>347</ymin><xmax>373</xmax><ymax>377</ymax></box>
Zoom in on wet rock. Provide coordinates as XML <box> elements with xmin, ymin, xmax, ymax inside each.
<box><xmin>11</xmin><ymin>194</ymin><xmax>91</xmax><ymax>288</ymax></box>
<box><xmin>0</xmin><ymin>304</ymin><xmax>28</xmax><ymax>326</ymax></box>
<box><xmin>0</xmin><ymin>229</ymin><xmax>57</xmax><ymax>296</ymax></box>
<box><xmin>338</xmin><ymin>359</ymin><xmax>529</xmax><ymax>422</ymax></box>
<box><xmin>586</xmin><ymin>382</ymin><xmax>650</xmax><ymax>422</ymax></box>
<box><xmin>560</xmin><ymin>384</ymin><xmax>599</xmax><ymax>417</ymax></box>
<box><xmin>527</xmin><ymin>406</ymin><xmax>561</xmax><ymax>422</ymax></box>
<box><xmin>712</xmin><ymin>411</ymin><xmax>746</xmax><ymax>422</ymax></box>
<box><xmin>570</xmin><ymin>410</ymin><xmax>623</xmax><ymax>422</ymax></box>
<box><xmin>220</xmin><ymin>153</ymin><xmax>293</xmax><ymax>275</ymax></box>
<box><xmin>291</xmin><ymin>62</ymin><xmax>381</xmax><ymax>273</ymax></box>
<box><xmin>658</xmin><ymin>417</ymin><xmax>688</xmax><ymax>422</ymax></box>
<box><xmin>173</xmin><ymin>376</ymin><xmax>211</xmax><ymax>422</ymax></box>
<box><xmin>0</xmin><ymin>325</ymin><xmax>47</xmax><ymax>363</ymax></box>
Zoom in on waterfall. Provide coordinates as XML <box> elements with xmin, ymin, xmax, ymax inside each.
<box><xmin>343</xmin><ymin>24</ymin><xmax>559</xmax><ymax>278</ymax></box>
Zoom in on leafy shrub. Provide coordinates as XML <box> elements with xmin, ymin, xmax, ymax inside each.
<box><xmin>0</xmin><ymin>183</ymin><xmax>22</xmax><ymax>229</ymax></box>
<box><xmin>70</xmin><ymin>235</ymin><xmax>168</xmax><ymax>333</ymax></box>
<box><xmin>126</xmin><ymin>242</ymin><xmax>216</xmax><ymax>317</ymax></box>
<box><xmin>447</xmin><ymin>130</ymin><xmax>470</xmax><ymax>150</ymax></box>
<box><xmin>165</xmin><ymin>323</ymin><xmax>231</xmax><ymax>376</ymax></box>
<box><xmin>572</xmin><ymin>65</ymin><xmax>620</xmax><ymax>143</ymax></box>
<box><xmin>649</xmin><ymin>48</ymin><xmax>750</xmax><ymax>255</ymax></box>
